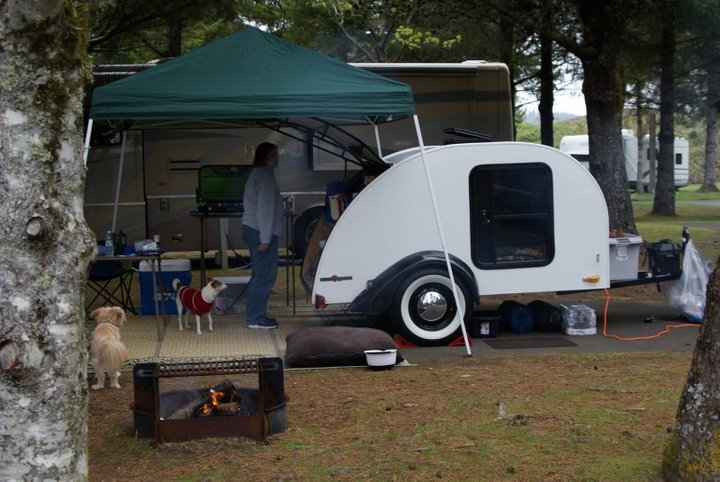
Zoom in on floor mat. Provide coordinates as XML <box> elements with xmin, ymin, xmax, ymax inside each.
<box><xmin>119</xmin><ymin>314</ymin><xmax>159</xmax><ymax>360</ymax></box>
<box><xmin>484</xmin><ymin>336</ymin><xmax>578</xmax><ymax>349</ymax></box>
<box><xmin>115</xmin><ymin>305</ymin><xmax>381</xmax><ymax>369</ymax></box>
<box><xmin>159</xmin><ymin>314</ymin><xmax>277</xmax><ymax>359</ymax></box>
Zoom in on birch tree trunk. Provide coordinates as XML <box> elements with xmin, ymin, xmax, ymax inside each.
<box><xmin>663</xmin><ymin>254</ymin><xmax>720</xmax><ymax>480</ymax></box>
<box><xmin>0</xmin><ymin>1</ymin><xmax>94</xmax><ymax>480</ymax></box>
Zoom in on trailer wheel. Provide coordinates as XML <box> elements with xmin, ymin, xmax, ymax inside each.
<box><xmin>391</xmin><ymin>268</ymin><xmax>470</xmax><ymax>346</ymax></box>
<box><xmin>292</xmin><ymin>206</ymin><xmax>325</xmax><ymax>258</ymax></box>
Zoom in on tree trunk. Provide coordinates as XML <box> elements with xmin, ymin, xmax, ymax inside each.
<box><xmin>538</xmin><ymin>0</ymin><xmax>554</xmax><ymax>147</ymax></box>
<box><xmin>0</xmin><ymin>2</ymin><xmax>94</xmax><ymax>480</ymax></box>
<box><xmin>636</xmin><ymin>105</ymin><xmax>645</xmax><ymax>193</ymax></box>
<box><xmin>573</xmin><ymin>0</ymin><xmax>638</xmax><ymax>234</ymax></box>
<box><xmin>582</xmin><ymin>62</ymin><xmax>637</xmax><ymax>234</ymax></box>
<box><xmin>703</xmin><ymin>106</ymin><xmax>719</xmax><ymax>192</ymax></box>
<box><xmin>701</xmin><ymin>41</ymin><xmax>720</xmax><ymax>192</ymax></box>
<box><xmin>538</xmin><ymin>31</ymin><xmax>554</xmax><ymax>147</ymax></box>
<box><xmin>653</xmin><ymin>3</ymin><xmax>677</xmax><ymax>216</ymax></box>
<box><xmin>663</xmin><ymin>253</ymin><xmax>720</xmax><ymax>480</ymax></box>
<box><xmin>164</xmin><ymin>12</ymin><xmax>184</xmax><ymax>58</ymax></box>
<box><xmin>649</xmin><ymin>114</ymin><xmax>657</xmax><ymax>193</ymax></box>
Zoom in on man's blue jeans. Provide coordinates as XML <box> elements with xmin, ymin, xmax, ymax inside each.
<box><xmin>241</xmin><ymin>225</ymin><xmax>278</xmax><ymax>324</ymax></box>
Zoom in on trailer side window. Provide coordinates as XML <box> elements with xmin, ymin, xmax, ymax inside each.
<box><xmin>469</xmin><ymin>163</ymin><xmax>554</xmax><ymax>269</ymax></box>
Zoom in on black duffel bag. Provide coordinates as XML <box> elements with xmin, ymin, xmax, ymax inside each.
<box><xmin>527</xmin><ymin>300</ymin><xmax>562</xmax><ymax>332</ymax></box>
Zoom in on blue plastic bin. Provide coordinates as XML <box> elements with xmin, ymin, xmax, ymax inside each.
<box><xmin>138</xmin><ymin>259</ymin><xmax>191</xmax><ymax>315</ymax></box>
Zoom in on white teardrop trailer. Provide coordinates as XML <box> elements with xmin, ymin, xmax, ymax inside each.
<box><xmin>301</xmin><ymin>141</ymin><xmax>680</xmax><ymax>346</ymax></box>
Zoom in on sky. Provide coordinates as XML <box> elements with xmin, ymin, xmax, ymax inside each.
<box><xmin>518</xmin><ymin>79</ymin><xmax>587</xmax><ymax>117</ymax></box>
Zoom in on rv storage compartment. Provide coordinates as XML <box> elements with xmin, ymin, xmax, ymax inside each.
<box><xmin>609</xmin><ymin>233</ymin><xmax>643</xmax><ymax>281</ymax></box>
<box><xmin>560</xmin><ymin>304</ymin><xmax>596</xmax><ymax>335</ymax></box>
<box><xmin>648</xmin><ymin>240</ymin><xmax>682</xmax><ymax>276</ymax></box>
<box><xmin>139</xmin><ymin>259</ymin><xmax>191</xmax><ymax>315</ymax></box>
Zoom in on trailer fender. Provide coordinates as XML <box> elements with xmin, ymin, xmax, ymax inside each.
<box><xmin>347</xmin><ymin>251</ymin><xmax>477</xmax><ymax>318</ymax></box>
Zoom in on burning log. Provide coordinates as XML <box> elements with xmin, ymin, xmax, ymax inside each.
<box><xmin>192</xmin><ymin>380</ymin><xmax>245</xmax><ymax>418</ymax></box>
<box><xmin>216</xmin><ymin>401</ymin><xmax>239</xmax><ymax>413</ymax></box>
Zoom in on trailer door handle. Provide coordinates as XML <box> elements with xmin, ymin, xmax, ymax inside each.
<box><xmin>480</xmin><ymin>210</ymin><xmax>491</xmax><ymax>223</ymax></box>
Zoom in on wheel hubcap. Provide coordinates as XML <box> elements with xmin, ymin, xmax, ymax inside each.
<box><xmin>415</xmin><ymin>289</ymin><xmax>448</xmax><ymax>323</ymax></box>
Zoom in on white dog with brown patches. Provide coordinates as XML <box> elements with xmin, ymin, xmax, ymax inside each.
<box><xmin>90</xmin><ymin>306</ymin><xmax>128</xmax><ymax>389</ymax></box>
<box><xmin>173</xmin><ymin>277</ymin><xmax>227</xmax><ymax>335</ymax></box>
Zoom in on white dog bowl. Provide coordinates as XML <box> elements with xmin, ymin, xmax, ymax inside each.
<box><xmin>364</xmin><ymin>349</ymin><xmax>397</xmax><ymax>370</ymax></box>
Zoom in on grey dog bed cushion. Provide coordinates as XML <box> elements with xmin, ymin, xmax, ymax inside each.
<box><xmin>284</xmin><ymin>326</ymin><xmax>403</xmax><ymax>368</ymax></box>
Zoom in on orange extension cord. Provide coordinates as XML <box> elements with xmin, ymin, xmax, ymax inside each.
<box><xmin>601</xmin><ymin>288</ymin><xmax>700</xmax><ymax>341</ymax></box>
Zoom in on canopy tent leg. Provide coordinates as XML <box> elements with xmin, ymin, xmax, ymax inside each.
<box><xmin>83</xmin><ymin>119</ymin><xmax>93</xmax><ymax>166</ymax></box>
<box><xmin>413</xmin><ymin>114</ymin><xmax>472</xmax><ymax>357</ymax></box>
<box><xmin>111</xmin><ymin>131</ymin><xmax>127</xmax><ymax>233</ymax></box>
<box><xmin>372</xmin><ymin>124</ymin><xmax>383</xmax><ymax>158</ymax></box>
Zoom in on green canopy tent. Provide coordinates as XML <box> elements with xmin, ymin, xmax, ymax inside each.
<box><xmin>89</xmin><ymin>27</ymin><xmax>415</xmax><ymax>122</ymax></box>
<box><xmin>85</xmin><ymin>26</ymin><xmax>420</xmax><ymax>227</ymax></box>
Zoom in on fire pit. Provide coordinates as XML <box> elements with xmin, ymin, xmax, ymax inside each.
<box><xmin>132</xmin><ymin>357</ymin><xmax>287</xmax><ymax>443</ymax></box>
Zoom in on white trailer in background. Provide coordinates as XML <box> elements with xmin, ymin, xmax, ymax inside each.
<box><xmin>304</xmin><ymin>142</ymin><xmax>613</xmax><ymax>346</ymax></box>
<box><xmin>558</xmin><ymin>131</ymin><xmax>690</xmax><ymax>190</ymax></box>
<box><xmin>636</xmin><ymin>134</ymin><xmax>690</xmax><ymax>189</ymax></box>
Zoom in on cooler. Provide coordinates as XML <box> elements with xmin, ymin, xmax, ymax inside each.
<box><xmin>139</xmin><ymin>259</ymin><xmax>191</xmax><ymax>315</ymax></box>
<box><xmin>609</xmin><ymin>233</ymin><xmax>643</xmax><ymax>281</ymax></box>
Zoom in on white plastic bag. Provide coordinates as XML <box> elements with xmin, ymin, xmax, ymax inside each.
<box><xmin>664</xmin><ymin>240</ymin><xmax>708</xmax><ymax>322</ymax></box>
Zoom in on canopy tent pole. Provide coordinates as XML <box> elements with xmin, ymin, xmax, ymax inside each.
<box><xmin>412</xmin><ymin>114</ymin><xmax>473</xmax><ymax>357</ymax></box>
<box><xmin>83</xmin><ymin>119</ymin><xmax>93</xmax><ymax>166</ymax></box>
<box><xmin>111</xmin><ymin>131</ymin><xmax>127</xmax><ymax>233</ymax></box>
<box><xmin>372</xmin><ymin>124</ymin><xmax>383</xmax><ymax>159</ymax></box>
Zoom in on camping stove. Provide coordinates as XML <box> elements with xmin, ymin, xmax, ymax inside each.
<box><xmin>132</xmin><ymin>357</ymin><xmax>287</xmax><ymax>443</ymax></box>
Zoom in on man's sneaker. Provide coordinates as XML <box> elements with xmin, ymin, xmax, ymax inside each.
<box><xmin>246</xmin><ymin>317</ymin><xmax>279</xmax><ymax>329</ymax></box>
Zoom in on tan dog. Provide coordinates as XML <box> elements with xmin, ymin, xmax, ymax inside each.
<box><xmin>90</xmin><ymin>307</ymin><xmax>128</xmax><ymax>389</ymax></box>
<box><xmin>173</xmin><ymin>277</ymin><xmax>227</xmax><ymax>335</ymax></box>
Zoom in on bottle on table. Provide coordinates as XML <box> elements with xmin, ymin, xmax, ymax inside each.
<box><xmin>105</xmin><ymin>231</ymin><xmax>114</xmax><ymax>257</ymax></box>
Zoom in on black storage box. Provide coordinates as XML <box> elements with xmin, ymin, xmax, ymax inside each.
<box><xmin>648</xmin><ymin>240</ymin><xmax>682</xmax><ymax>276</ymax></box>
<box><xmin>471</xmin><ymin>311</ymin><xmax>500</xmax><ymax>338</ymax></box>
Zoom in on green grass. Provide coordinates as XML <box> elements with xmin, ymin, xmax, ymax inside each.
<box><xmin>633</xmin><ymin>183</ymin><xmax>720</xmax><ymax>202</ymax></box>
<box><xmin>632</xmin><ymin>184</ymin><xmax>720</xmax><ymax>262</ymax></box>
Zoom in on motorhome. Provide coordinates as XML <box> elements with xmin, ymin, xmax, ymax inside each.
<box><xmin>558</xmin><ymin>131</ymin><xmax>690</xmax><ymax>190</ymax></box>
<box><xmin>84</xmin><ymin>61</ymin><xmax>513</xmax><ymax>256</ymax></box>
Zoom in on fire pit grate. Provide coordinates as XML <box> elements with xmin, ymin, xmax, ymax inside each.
<box><xmin>132</xmin><ymin>357</ymin><xmax>287</xmax><ymax>443</ymax></box>
<box><xmin>156</xmin><ymin>359</ymin><xmax>260</xmax><ymax>377</ymax></box>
